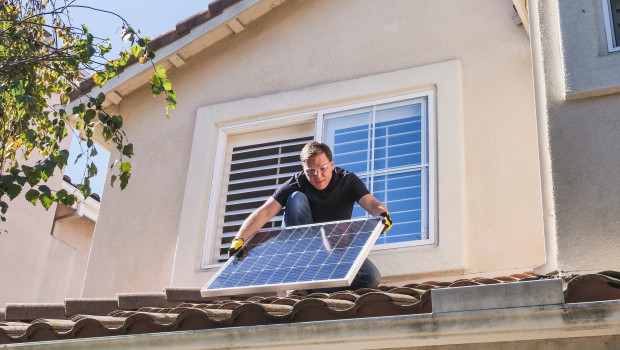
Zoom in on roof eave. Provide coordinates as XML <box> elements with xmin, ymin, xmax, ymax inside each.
<box><xmin>69</xmin><ymin>0</ymin><xmax>288</xmax><ymax>111</ymax></box>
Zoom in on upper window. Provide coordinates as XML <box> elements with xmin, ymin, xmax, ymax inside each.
<box><xmin>603</xmin><ymin>0</ymin><xmax>620</xmax><ymax>52</ymax></box>
<box><xmin>318</xmin><ymin>94</ymin><xmax>433</xmax><ymax>249</ymax></box>
<box><xmin>205</xmin><ymin>91</ymin><xmax>435</xmax><ymax>266</ymax></box>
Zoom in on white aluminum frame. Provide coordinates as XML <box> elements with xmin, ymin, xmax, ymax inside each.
<box><xmin>201</xmin><ymin>217</ymin><xmax>384</xmax><ymax>297</ymax></box>
<box><xmin>316</xmin><ymin>91</ymin><xmax>436</xmax><ymax>250</ymax></box>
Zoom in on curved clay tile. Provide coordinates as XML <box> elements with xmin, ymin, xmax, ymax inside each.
<box><xmin>402</xmin><ymin>283</ymin><xmax>435</xmax><ymax>290</ymax></box>
<box><xmin>291</xmin><ymin>298</ymin><xmax>348</xmax><ymax>323</ymax></box>
<box><xmin>327</xmin><ymin>291</ymin><xmax>359</xmax><ymax>302</ymax></box>
<box><xmin>229</xmin><ymin>303</ymin><xmax>283</xmax><ymax>327</ymax></box>
<box><xmin>386</xmin><ymin>286</ymin><xmax>427</xmax><ymax>297</ymax></box>
<box><xmin>494</xmin><ymin>275</ymin><xmax>519</xmax><ymax>282</ymax></box>
<box><xmin>269</xmin><ymin>297</ymin><xmax>298</xmax><ymax>306</ymax></box>
<box><xmin>448</xmin><ymin>280</ymin><xmax>480</xmax><ymax>287</ymax></box>
<box><xmin>564</xmin><ymin>274</ymin><xmax>620</xmax><ymax>303</ymax></box>
<box><xmin>470</xmin><ymin>277</ymin><xmax>502</xmax><ymax>284</ymax></box>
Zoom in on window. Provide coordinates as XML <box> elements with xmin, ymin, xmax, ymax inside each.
<box><xmin>603</xmin><ymin>0</ymin><xmax>620</xmax><ymax>52</ymax></box>
<box><xmin>193</xmin><ymin>62</ymin><xmax>462</xmax><ymax>272</ymax></box>
<box><xmin>318</xmin><ymin>93</ymin><xmax>433</xmax><ymax>249</ymax></box>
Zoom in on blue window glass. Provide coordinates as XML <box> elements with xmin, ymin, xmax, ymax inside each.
<box><xmin>322</xmin><ymin>97</ymin><xmax>429</xmax><ymax>246</ymax></box>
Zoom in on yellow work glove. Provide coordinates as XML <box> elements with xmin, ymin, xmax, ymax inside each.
<box><xmin>380</xmin><ymin>211</ymin><xmax>392</xmax><ymax>233</ymax></box>
<box><xmin>228</xmin><ymin>238</ymin><xmax>245</xmax><ymax>258</ymax></box>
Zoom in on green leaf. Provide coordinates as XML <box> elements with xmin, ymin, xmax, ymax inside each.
<box><xmin>119</xmin><ymin>162</ymin><xmax>131</xmax><ymax>172</ymax></box>
<box><xmin>76</xmin><ymin>121</ymin><xmax>84</xmax><ymax>130</ymax></box>
<box><xmin>93</xmin><ymin>72</ymin><xmax>107</xmax><ymax>87</ymax></box>
<box><xmin>25</xmin><ymin>189</ymin><xmax>39</xmax><ymax>205</ymax></box>
<box><xmin>90</xmin><ymin>147</ymin><xmax>98</xmax><ymax>157</ymax></box>
<box><xmin>156</xmin><ymin>65</ymin><xmax>166</xmax><ymax>79</ymax></box>
<box><xmin>0</xmin><ymin>201</ymin><xmax>8</xmax><ymax>214</ymax></box>
<box><xmin>6</xmin><ymin>184</ymin><xmax>22</xmax><ymax>200</ymax></box>
<box><xmin>130</xmin><ymin>45</ymin><xmax>142</xmax><ymax>57</ymax></box>
<box><xmin>22</xmin><ymin>166</ymin><xmax>41</xmax><ymax>187</ymax></box>
<box><xmin>110</xmin><ymin>174</ymin><xmax>117</xmax><ymax>187</ymax></box>
<box><xmin>120</xmin><ymin>171</ymin><xmax>131</xmax><ymax>190</ymax></box>
<box><xmin>150</xmin><ymin>74</ymin><xmax>161</xmax><ymax>86</ymax></box>
<box><xmin>151</xmin><ymin>83</ymin><xmax>164</xmax><ymax>96</ymax></box>
<box><xmin>73</xmin><ymin>153</ymin><xmax>84</xmax><ymax>164</ymax></box>
<box><xmin>88</xmin><ymin>162</ymin><xmax>98</xmax><ymax>177</ymax></box>
<box><xmin>122</xmin><ymin>144</ymin><xmax>134</xmax><ymax>156</ymax></box>
<box><xmin>162</xmin><ymin>78</ymin><xmax>172</xmax><ymax>91</ymax></box>
<box><xmin>84</xmin><ymin>109</ymin><xmax>96</xmax><ymax>123</ymax></box>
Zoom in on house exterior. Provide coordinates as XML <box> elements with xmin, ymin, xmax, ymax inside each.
<box><xmin>0</xmin><ymin>147</ymin><xmax>99</xmax><ymax>305</ymax></box>
<box><xmin>3</xmin><ymin>0</ymin><xmax>620</xmax><ymax>347</ymax></box>
<box><xmin>76</xmin><ymin>0</ymin><xmax>545</xmax><ymax>298</ymax></box>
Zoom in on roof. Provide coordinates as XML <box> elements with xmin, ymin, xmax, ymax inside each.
<box><xmin>73</xmin><ymin>0</ymin><xmax>243</xmax><ymax>99</ymax></box>
<box><xmin>2</xmin><ymin>271</ymin><xmax>620</xmax><ymax>345</ymax></box>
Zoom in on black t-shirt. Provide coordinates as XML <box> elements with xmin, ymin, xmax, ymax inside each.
<box><xmin>272</xmin><ymin>167</ymin><xmax>370</xmax><ymax>223</ymax></box>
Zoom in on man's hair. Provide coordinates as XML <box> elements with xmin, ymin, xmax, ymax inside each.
<box><xmin>300</xmin><ymin>141</ymin><xmax>333</xmax><ymax>163</ymax></box>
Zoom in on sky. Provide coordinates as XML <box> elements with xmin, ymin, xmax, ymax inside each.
<box><xmin>62</xmin><ymin>1</ymin><xmax>209</xmax><ymax>197</ymax></box>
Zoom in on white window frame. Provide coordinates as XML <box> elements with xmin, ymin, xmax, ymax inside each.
<box><xmin>603</xmin><ymin>0</ymin><xmax>620</xmax><ymax>52</ymax></box>
<box><xmin>202</xmin><ymin>91</ymin><xmax>435</xmax><ymax>268</ymax></box>
<box><xmin>316</xmin><ymin>91</ymin><xmax>436</xmax><ymax>250</ymax></box>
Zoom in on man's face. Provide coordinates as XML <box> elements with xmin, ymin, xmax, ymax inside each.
<box><xmin>303</xmin><ymin>153</ymin><xmax>333</xmax><ymax>190</ymax></box>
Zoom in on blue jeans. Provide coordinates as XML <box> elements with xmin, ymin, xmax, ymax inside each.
<box><xmin>284</xmin><ymin>191</ymin><xmax>381</xmax><ymax>293</ymax></box>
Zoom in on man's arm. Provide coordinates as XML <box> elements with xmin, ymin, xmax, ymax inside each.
<box><xmin>358</xmin><ymin>194</ymin><xmax>387</xmax><ymax>216</ymax></box>
<box><xmin>234</xmin><ymin>197</ymin><xmax>283</xmax><ymax>242</ymax></box>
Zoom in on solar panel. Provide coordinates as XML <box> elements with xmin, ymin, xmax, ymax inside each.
<box><xmin>201</xmin><ymin>217</ymin><xmax>385</xmax><ymax>297</ymax></box>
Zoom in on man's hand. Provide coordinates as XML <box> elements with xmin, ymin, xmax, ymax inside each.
<box><xmin>228</xmin><ymin>238</ymin><xmax>245</xmax><ymax>258</ymax></box>
<box><xmin>380</xmin><ymin>211</ymin><xmax>392</xmax><ymax>233</ymax></box>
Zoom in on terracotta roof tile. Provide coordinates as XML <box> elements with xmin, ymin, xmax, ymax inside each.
<box><xmin>72</xmin><ymin>0</ymin><xmax>242</xmax><ymax>98</ymax></box>
<box><xmin>3</xmin><ymin>271</ymin><xmax>620</xmax><ymax>345</ymax></box>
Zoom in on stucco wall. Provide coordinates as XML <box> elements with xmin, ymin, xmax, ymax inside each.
<box><xmin>0</xmin><ymin>153</ymin><xmax>95</xmax><ymax>305</ymax></box>
<box><xmin>531</xmin><ymin>0</ymin><xmax>620</xmax><ymax>275</ymax></box>
<box><xmin>82</xmin><ymin>0</ymin><xmax>544</xmax><ymax>296</ymax></box>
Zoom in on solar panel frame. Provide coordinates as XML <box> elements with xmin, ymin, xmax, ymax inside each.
<box><xmin>201</xmin><ymin>217</ymin><xmax>385</xmax><ymax>297</ymax></box>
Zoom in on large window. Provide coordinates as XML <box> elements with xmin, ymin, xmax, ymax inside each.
<box><xmin>208</xmin><ymin>93</ymin><xmax>434</xmax><ymax>265</ymax></box>
<box><xmin>318</xmin><ymin>94</ymin><xmax>433</xmax><ymax>249</ymax></box>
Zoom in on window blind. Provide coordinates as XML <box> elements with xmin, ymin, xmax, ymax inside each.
<box><xmin>217</xmin><ymin>136</ymin><xmax>313</xmax><ymax>262</ymax></box>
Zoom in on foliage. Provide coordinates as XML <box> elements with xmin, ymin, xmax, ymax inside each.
<box><xmin>0</xmin><ymin>0</ymin><xmax>177</xmax><ymax>223</ymax></box>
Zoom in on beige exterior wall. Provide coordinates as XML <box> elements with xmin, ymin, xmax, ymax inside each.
<box><xmin>0</xmin><ymin>158</ymin><xmax>96</xmax><ymax>305</ymax></box>
<box><xmin>531</xmin><ymin>0</ymin><xmax>620</xmax><ymax>275</ymax></box>
<box><xmin>82</xmin><ymin>0</ymin><xmax>544</xmax><ymax>296</ymax></box>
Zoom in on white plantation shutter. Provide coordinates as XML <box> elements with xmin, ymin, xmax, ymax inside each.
<box><xmin>216</xmin><ymin>136</ymin><xmax>313</xmax><ymax>262</ymax></box>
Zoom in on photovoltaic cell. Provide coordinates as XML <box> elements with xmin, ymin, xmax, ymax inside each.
<box><xmin>201</xmin><ymin>217</ymin><xmax>385</xmax><ymax>297</ymax></box>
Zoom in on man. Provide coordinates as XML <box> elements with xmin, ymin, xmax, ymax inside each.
<box><xmin>228</xmin><ymin>141</ymin><xmax>392</xmax><ymax>292</ymax></box>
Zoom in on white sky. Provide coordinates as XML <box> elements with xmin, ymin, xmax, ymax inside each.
<box><xmin>63</xmin><ymin>1</ymin><xmax>209</xmax><ymax>197</ymax></box>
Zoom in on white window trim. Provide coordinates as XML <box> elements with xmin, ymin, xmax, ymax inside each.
<box><xmin>201</xmin><ymin>113</ymin><xmax>316</xmax><ymax>269</ymax></box>
<box><xmin>602</xmin><ymin>0</ymin><xmax>620</xmax><ymax>52</ymax></box>
<box><xmin>316</xmin><ymin>91</ymin><xmax>436</xmax><ymax>251</ymax></box>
